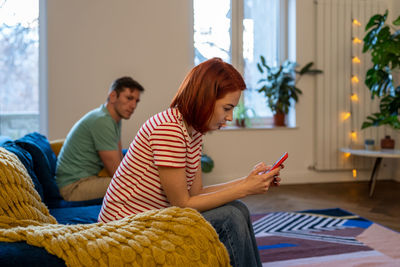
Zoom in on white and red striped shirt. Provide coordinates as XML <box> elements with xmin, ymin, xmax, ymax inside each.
<box><xmin>98</xmin><ymin>108</ymin><xmax>203</xmax><ymax>223</ymax></box>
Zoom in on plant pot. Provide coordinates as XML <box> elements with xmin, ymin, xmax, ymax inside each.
<box><xmin>273</xmin><ymin>112</ymin><xmax>286</xmax><ymax>127</ymax></box>
<box><xmin>381</xmin><ymin>135</ymin><xmax>395</xmax><ymax>149</ymax></box>
<box><xmin>235</xmin><ymin>118</ymin><xmax>245</xmax><ymax>128</ymax></box>
<box><xmin>364</xmin><ymin>139</ymin><xmax>375</xmax><ymax>150</ymax></box>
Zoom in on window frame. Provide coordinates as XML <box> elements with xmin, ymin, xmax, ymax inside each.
<box><xmin>39</xmin><ymin>0</ymin><xmax>48</xmax><ymax>136</ymax></box>
<box><xmin>195</xmin><ymin>0</ymin><xmax>296</xmax><ymax>128</ymax></box>
<box><xmin>241</xmin><ymin>0</ymin><xmax>294</xmax><ymax>128</ymax></box>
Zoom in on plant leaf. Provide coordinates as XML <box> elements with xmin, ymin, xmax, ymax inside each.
<box><xmin>260</xmin><ymin>55</ymin><xmax>267</xmax><ymax>67</ymax></box>
<box><xmin>257</xmin><ymin>63</ymin><xmax>264</xmax><ymax>73</ymax></box>
<box><xmin>393</xmin><ymin>15</ymin><xmax>400</xmax><ymax>26</ymax></box>
<box><xmin>299</xmin><ymin>62</ymin><xmax>313</xmax><ymax>74</ymax></box>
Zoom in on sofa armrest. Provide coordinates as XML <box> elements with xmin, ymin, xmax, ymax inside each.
<box><xmin>50</xmin><ymin>139</ymin><xmax>65</xmax><ymax>157</ymax></box>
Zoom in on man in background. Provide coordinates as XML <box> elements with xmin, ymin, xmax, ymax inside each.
<box><xmin>56</xmin><ymin>76</ymin><xmax>144</xmax><ymax>201</ymax></box>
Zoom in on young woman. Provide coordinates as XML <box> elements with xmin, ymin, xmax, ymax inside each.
<box><xmin>99</xmin><ymin>58</ymin><xmax>282</xmax><ymax>267</ymax></box>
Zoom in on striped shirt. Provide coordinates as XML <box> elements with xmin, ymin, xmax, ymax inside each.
<box><xmin>98</xmin><ymin>108</ymin><xmax>203</xmax><ymax>223</ymax></box>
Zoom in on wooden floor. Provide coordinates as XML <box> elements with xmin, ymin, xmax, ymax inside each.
<box><xmin>241</xmin><ymin>180</ymin><xmax>400</xmax><ymax>232</ymax></box>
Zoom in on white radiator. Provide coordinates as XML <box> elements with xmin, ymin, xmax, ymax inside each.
<box><xmin>314</xmin><ymin>0</ymin><xmax>392</xmax><ymax>171</ymax></box>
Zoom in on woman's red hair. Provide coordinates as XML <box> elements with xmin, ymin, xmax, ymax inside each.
<box><xmin>170</xmin><ymin>58</ymin><xmax>246</xmax><ymax>133</ymax></box>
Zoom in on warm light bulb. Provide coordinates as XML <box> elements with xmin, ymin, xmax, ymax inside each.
<box><xmin>351</xmin><ymin>93</ymin><xmax>359</xmax><ymax>101</ymax></box>
<box><xmin>345</xmin><ymin>152</ymin><xmax>351</xmax><ymax>158</ymax></box>
<box><xmin>352</xmin><ymin>19</ymin><xmax>361</xmax><ymax>26</ymax></box>
<box><xmin>351</xmin><ymin>76</ymin><xmax>359</xmax><ymax>83</ymax></box>
<box><xmin>341</xmin><ymin>112</ymin><xmax>351</xmax><ymax>121</ymax></box>
<box><xmin>353</xmin><ymin>37</ymin><xmax>362</xmax><ymax>44</ymax></box>
<box><xmin>350</xmin><ymin>131</ymin><xmax>357</xmax><ymax>141</ymax></box>
<box><xmin>352</xmin><ymin>56</ymin><xmax>361</xmax><ymax>63</ymax></box>
<box><xmin>352</xmin><ymin>169</ymin><xmax>357</xmax><ymax>178</ymax></box>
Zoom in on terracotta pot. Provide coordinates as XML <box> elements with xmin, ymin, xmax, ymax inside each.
<box><xmin>235</xmin><ymin>118</ymin><xmax>245</xmax><ymax>128</ymax></box>
<box><xmin>273</xmin><ymin>112</ymin><xmax>286</xmax><ymax>126</ymax></box>
<box><xmin>235</xmin><ymin>119</ymin><xmax>246</xmax><ymax>128</ymax></box>
<box><xmin>381</xmin><ymin>135</ymin><xmax>395</xmax><ymax>149</ymax></box>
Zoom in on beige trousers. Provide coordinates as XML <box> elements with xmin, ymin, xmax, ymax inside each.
<box><xmin>59</xmin><ymin>176</ymin><xmax>112</xmax><ymax>201</ymax></box>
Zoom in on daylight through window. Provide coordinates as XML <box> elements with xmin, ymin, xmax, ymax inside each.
<box><xmin>0</xmin><ymin>0</ymin><xmax>39</xmax><ymax>139</ymax></box>
<box><xmin>193</xmin><ymin>0</ymin><xmax>293</xmax><ymax>127</ymax></box>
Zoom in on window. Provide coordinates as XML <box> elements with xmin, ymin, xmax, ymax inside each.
<box><xmin>0</xmin><ymin>0</ymin><xmax>44</xmax><ymax>139</ymax></box>
<box><xmin>193</xmin><ymin>0</ymin><xmax>295</xmax><ymax>127</ymax></box>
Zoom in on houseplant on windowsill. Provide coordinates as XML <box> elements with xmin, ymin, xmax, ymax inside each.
<box><xmin>361</xmin><ymin>10</ymin><xmax>400</xmax><ymax>149</ymax></box>
<box><xmin>233</xmin><ymin>100</ymin><xmax>256</xmax><ymax>128</ymax></box>
<box><xmin>256</xmin><ymin>56</ymin><xmax>323</xmax><ymax>126</ymax></box>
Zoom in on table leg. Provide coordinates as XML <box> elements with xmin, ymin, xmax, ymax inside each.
<box><xmin>369</xmin><ymin>157</ymin><xmax>382</xmax><ymax>197</ymax></box>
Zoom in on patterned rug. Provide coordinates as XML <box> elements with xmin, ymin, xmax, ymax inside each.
<box><xmin>251</xmin><ymin>208</ymin><xmax>400</xmax><ymax>266</ymax></box>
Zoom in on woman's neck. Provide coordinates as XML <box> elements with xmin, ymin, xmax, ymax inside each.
<box><xmin>183</xmin><ymin>120</ymin><xmax>195</xmax><ymax>138</ymax></box>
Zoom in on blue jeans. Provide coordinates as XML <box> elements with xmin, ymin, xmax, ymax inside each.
<box><xmin>201</xmin><ymin>200</ymin><xmax>262</xmax><ymax>267</ymax></box>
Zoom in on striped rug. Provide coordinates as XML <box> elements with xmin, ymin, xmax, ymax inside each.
<box><xmin>251</xmin><ymin>208</ymin><xmax>400</xmax><ymax>266</ymax></box>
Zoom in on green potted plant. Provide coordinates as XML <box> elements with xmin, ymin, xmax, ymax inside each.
<box><xmin>361</xmin><ymin>10</ymin><xmax>400</xmax><ymax>132</ymax></box>
<box><xmin>233</xmin><ymin>100</ymin><xmax>255</xmax><ymax>128</ymax></box>
<box><xmin>256</xmin><ymin>56</ymin><xmax>323</xmax><ymax>126</ymax></box>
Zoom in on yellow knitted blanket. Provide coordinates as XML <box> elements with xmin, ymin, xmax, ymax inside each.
<box><xmin>0</xmin><ymin>148</ymin><xmax>230</xmax><ymax>266</ymax></box>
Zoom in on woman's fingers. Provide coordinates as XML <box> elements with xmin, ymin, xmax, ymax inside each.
<box><xmin>252</xmin><ymin>162</ymin><xmax>268</xmax><ymax>174</ymax></box>
<box><xmin>272</xmin><ymin>176</ymin><xmax>281</xmax><ymax>186</ymax></box>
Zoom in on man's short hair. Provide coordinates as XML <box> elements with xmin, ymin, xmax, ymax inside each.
<box><xmin>109</xmin><ymin>76</ymin><xmax>144</xmax><ymax>97</ymax></box>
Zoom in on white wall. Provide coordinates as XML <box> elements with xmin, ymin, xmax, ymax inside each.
<box><xmin>47</xmin><ymin>0</ymin><xmax>400</xmax><ymax>185</ymax></box>
<box><xmin>47</xmin><ymin>0</ymin><xmax>194</xmax><ymax>143</ymax></box>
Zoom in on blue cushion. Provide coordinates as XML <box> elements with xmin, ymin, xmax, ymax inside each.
<box><xmin>16</xmin><ymin>133</ymin><xmax>62</xmax><ymax>203</ymax></box>
<box><xmin>17</xmin><ymin>132</ymin><xmax>57</xmax><ymax>176</ymax></box>
<box><xmin>46</xmin><ymin>197</ymin><xmax>103</xmax><ymax>209</ymax></box>
<box><xmin>1</xmin><ymin>141</ymin><xmax>44</xmax><ymax>200</ymax></box>
<box><xmin>50</xmin><ymin>205</ymin><xmax>101</xmax><ymax>224</ymax></box>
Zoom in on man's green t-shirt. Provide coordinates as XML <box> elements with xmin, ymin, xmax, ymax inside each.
<box><xmin>56</xmin><ymin>104</ymin><xmax>121</xmax><ymax>188</ymax></box>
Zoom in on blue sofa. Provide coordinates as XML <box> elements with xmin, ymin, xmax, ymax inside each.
<box><xmin>0</xmin><ymin>132</ymin><xmax>103</xmax><ymax>266</ymax></box>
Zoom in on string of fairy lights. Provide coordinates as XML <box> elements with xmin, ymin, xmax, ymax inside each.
<box><xmin>342</xmin><ymin>14</ymin><xmax>363</xmax><ymax>178</ymax></box>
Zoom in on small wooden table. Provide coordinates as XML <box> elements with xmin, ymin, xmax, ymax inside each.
<box><xmin>340</xmin><ymin>148</ymin><xmax>400</xmax><ymax>197</ymax></box>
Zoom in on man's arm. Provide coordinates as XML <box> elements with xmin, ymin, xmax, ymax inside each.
<box><xmin>98</xmin><ymin>141</ymin><xmax>123</xmax><ymax>177</ymax></box>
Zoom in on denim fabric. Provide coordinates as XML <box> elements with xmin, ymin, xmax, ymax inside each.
<box><xmin>201</xmin><ymin>200</ymin><xmax>262</xmax><ymax>267</ymax></box>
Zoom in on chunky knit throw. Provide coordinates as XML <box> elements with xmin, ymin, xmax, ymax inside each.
<box><xmin>0</xmin><ymin>148</ymin><xmax>230</xmax><ymax>266</ymax></box>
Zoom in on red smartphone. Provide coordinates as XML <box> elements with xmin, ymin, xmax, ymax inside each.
<box><xmin>265</xmin><ymin>152</ymin><xmax>288</xmax><ymax>173</ymax></box>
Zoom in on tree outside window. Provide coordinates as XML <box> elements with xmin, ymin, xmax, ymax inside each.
<box><xmin>0</xmin><ymin>0</ymin><xmax>39</xmax><ymax>139</ymax></box>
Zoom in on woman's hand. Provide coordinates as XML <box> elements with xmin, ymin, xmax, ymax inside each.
<box><xmin>270</xmin><ymin>163</ymin><xmax>284</xmax><ymax>187</ymax></box>
<box><xmin>259</xmin><ymin>162</ymin><xmax>284</xmax><ymax>187</ymax></box>
<box><xmin>242</xmin><ymin>162</ymin><xmax>281</xmax><ymax>195</ymax></box>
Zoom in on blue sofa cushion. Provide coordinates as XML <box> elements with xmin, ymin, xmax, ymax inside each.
<box><xmin>49</xmin><ymin>204</ymin><xmax>101</xmax><ymax>224</ymax></box>
<box><xmin>1</xmin><ymin>141</ymin><xmax>44</xmax><ymax>200</ymax></box>
<box><xmin>45</xmin><ymin>197</ymin><xmax>103</xmax><ymax>209</ymax></box>
<box><xmin>16</xmin><ymin>133</ymin><xmax>62</xmax><ymax>203</ymax></box>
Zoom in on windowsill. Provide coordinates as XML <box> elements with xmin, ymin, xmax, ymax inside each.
<box><xmin>221</xmin><ymin>125</ymin><xmax>298</xmax><ymax>131</ymax></box>
<box><xmin>224</xmin><ymin>114</ymin><xmax>298</xmax><ymax>130</ymax></box>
